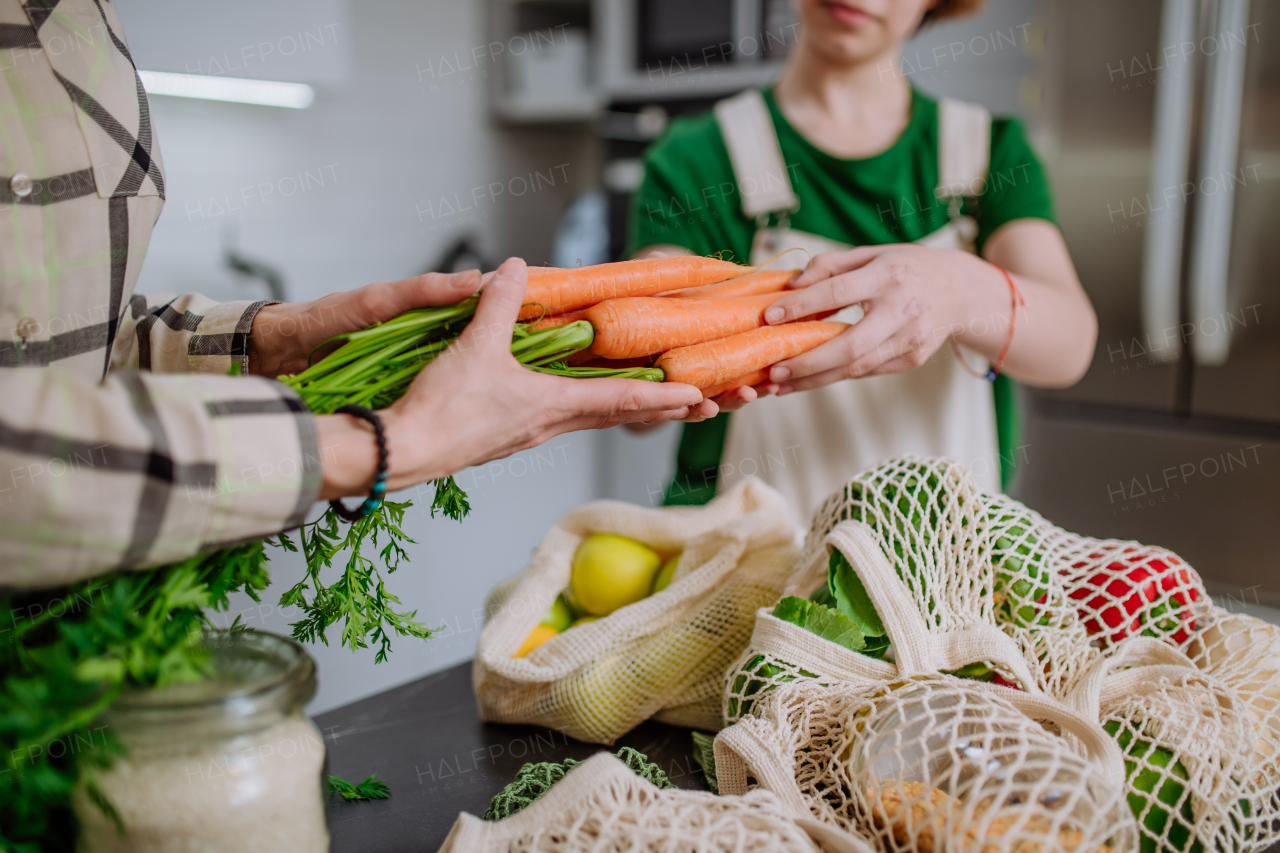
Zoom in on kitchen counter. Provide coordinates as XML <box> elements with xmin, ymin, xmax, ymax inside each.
<box><xmin>315</xmin><ymin>660</ymin><xmax>711</xmax><ymax>852</ymax></box>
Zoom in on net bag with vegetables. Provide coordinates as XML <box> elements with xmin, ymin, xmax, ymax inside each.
<box><xmin>474</xmin><ymin>478</ymin><xmax>800</xmax><ymax>744</ymax></box>
<box><xmin>970</xmin><ymin>486</ymin><xmax>1280</xmax><ymax>852</ymax></box>
<box><xmin>905</xmin><ymin>472</ymin><xmax>1280</xmax><ymax>852</ymax></box>
<box><xmin>714</xmin><ymin>677</ymin><xmax>1136</xmax><ymax>853</ymax></box>
<box><xmin>725</xmin><ymin>458</ymin><xmax>1050</xmax><ymax>725</ymax></box>
<box><xmin>712</xmin><ymin>467</ymin><xmax>1145</xmax><ymax>852</ymax></box>
<box><xmin>436</xmin><ymin>751</ymin><xmax>875</xmax><ymax>853</ymax></box>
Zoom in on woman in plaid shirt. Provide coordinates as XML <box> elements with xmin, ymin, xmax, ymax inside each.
<box><xmin>0</xmin><ymin>0</ymin><xmax>708</xmax><ymax>585</ymax></box>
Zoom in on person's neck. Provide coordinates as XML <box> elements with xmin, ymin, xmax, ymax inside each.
<box><xmin>774</xmin><ymin>41</ymin><xmax>913</xmax><ymax>160</ymax></box>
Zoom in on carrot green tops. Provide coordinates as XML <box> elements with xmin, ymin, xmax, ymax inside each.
<box><xmin>627</xmin><ymin>87</ymin><xmax>1055</xmax><ymax>261</ymax></box>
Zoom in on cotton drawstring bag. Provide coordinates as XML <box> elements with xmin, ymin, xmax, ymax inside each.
<box><xmin>475</xmin><ymin>478</ymin><xmax>799</xmax><ymax>744</ymax></box>
<box><xmin>435</xmin><ymin>752</ymin><xmax>877</xmax><ymax>853</ymax></box>
<box><xmin>714</xmin><ymin>678</ymin><xmax>1136</xmax><ymax>853</ymax></box>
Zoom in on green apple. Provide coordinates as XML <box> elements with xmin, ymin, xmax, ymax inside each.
<box><xmin>570</xmin><ymin>534</ymin><xmax>661</xmax><ymax>616</ymax></box>
<box><xmin>569</xmin><ymin>615</ymin><xmax>600</xmax><ymax>628</ymax></box>
<box><xmin>651</xmin><ymin>554</ymin><xmax>681</xmax><ymax>595</ymax></box>
<box><xmin>539</xmin><ymin>593</ymin><xmax>574</xmax><ymax>633</ymax></box>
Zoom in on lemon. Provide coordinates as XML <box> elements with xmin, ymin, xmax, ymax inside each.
<box><xmin>514</xmin><ymin>624</ymin><xmax>558</xmax><ymax>658</ymax></box>
<box><xmin>651</xmin><ymin>554</ymin><xmax>681</xmax><ymax>595</ymax></box>
<box><xmin>570</xmin><ymin>533</ymin><xmax>661</xmax><ymax>616</ymax></box>
<box><xmin>569</xmin><ymin>615</ymin><xmax>600</xmax><ymax>628</ymax></box>
<box><xmin>540</xmin><ymin>593</ymin><xmax>573</xmax><ymax>633</ymax></box>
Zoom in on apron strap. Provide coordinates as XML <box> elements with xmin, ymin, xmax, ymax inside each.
<box><xmin>937</xmin><ymin>97</ymin><xmax>992</xmax><ymax>199</ymax></box>
<box><xmin>714</xmin><ymin>90</ymin><xmax>799</xmax><ymax>218</ymax></box>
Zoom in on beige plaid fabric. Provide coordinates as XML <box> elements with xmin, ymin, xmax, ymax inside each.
<box><xmin>1</xmin><ymin>0</ymin><xmax>320</xmax><ymax>587</ymax></box>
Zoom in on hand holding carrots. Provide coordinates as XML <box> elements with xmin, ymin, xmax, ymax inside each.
<box><xmin>760</xmin><ymin>244</ymin><xmax>1013</xmax><ymax>393</ymax></box>
<box><xmin>249</xmin><ymin>268</ymin><xmax>485</xmax><ymax>378</ymax></box>
<box><xmin>317</xmin><ymin>259</ymin><xmax>709</xmax><ymax>499</ymax></box>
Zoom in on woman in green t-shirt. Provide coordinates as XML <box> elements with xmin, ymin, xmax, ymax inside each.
<box><xmin>627</xmin><ymin>0</ymin><xmax>1096</xmax><ymax>524</ymax></box>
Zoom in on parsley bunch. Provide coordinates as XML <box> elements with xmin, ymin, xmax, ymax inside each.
<box><xmin>0</xmin><ymin>543</ymin><xmax>271</xmax><ymax>853</ymax></box>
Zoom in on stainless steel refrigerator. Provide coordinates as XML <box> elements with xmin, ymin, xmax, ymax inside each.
<box><xmin>1016</xmin><ymin>0</ymin><xmax>1280</xmax><ymax>607</ymax></box>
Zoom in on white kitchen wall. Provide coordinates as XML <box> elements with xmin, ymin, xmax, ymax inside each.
<box><xmin>114</xmin><ymin>0</ymin><xmax>610</xmax><ymax>713</ymax></box>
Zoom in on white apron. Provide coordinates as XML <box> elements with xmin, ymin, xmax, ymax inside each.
<box><xmin>712</xmin><ymin>91</ymin><xmax>1002</xmax><ymax>529</ymax></box>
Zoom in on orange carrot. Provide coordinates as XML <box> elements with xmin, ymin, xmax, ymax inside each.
<box><xmin>585</xmin><ymin>292</ymin><xmax>782</xmax><ymax>360</ymax></box>
<box><xmin>663</xmin><ymin>268</ymin><xmax>799</xmax><ymax>299</ymax></box>
<box><xmin>700</xmin><ymin>368</ymin><xmax>770</xmax><ymax>399</ymax></box>
<box><xmin>524</xmin><ymin>308</ymin><xmax>588</xmax><ymax>331</ymax></box>
<box><xmin>517</xmin><ymin>257</ymin><xmax>750</xmax><ymax>320</ymax></box>
<box><xmin>656</xmin><ymin>321</ymin><xmax>847</xmax><ymax>389</ymax></box>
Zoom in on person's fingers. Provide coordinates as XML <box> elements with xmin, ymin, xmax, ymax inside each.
<box><xmin>774</xmin><ymin>363</ymin><xmax>851</xmax><ymax>394</ymax></box>
<box><xmin>764</xmin><ymin>260</ymin><xmax>895</xmax><ymax>325</ymax></box>
<box><xmin>789</xmin><ymin>245</ymin><xmax>887</xmax><ymax>288</ymax></box>
<box><xmin>767</xmin><ymin>306</ymin><xmax>900</xmax><ymax>382</ymax></box>
<box><xmin>681</xmin><ymin>398</ymin><xmax>719</xmax><ymax>422</ymax></box>
<box><xmin>458</xmin><ymin>257</ymin><xmax>528</xmax><ymax>354</ymax></box>
<box><xmin>551</xmin><ymin>376</ymin><xmax>705</xmax><ymax>425</ymax></box>
<box><xmin>710</xmin><ymin>385</ymin><xmax>757</xmax><ymax>413</ymax></box>
<box><xmin>360</xmin><ymin>270</ymin><xmax>481</xmax><ymax>322</ymax></box>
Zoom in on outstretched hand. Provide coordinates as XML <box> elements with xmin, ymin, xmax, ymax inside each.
<box><xmin>317</xmin><ymin>258</ymin><xmax>708</xmax><ymax>498</ymax></box>
<box><xmin>248</xmin><ymin>268</ymin><xmax>485</xmax><ymax>378</ymax></box>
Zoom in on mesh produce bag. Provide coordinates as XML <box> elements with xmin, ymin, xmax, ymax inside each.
<box><xmin>724</xmin><ymin>459</ymin><xmax>1046</xmax><ymax>726</ymax></box>
<box><xmin>475</xmin><ymin>478</ymin><xmax>800</xmax><ymax>744</ymax></box>
<box><xmin>714</xmin><ymin>678</ymin><xmax>1136</xmax><ymax>853</ymax></box>
<box><xmin>721</xmin><ymin>500</ymin><xmax>1127</xmax><ymax>775</ymax></box>
<box><xmin>1185</xmin><ymin>609</ymin><xmax>1280</xmax><ymax>788</ymax></box>
<box><xmin>436</xmin><ymin>752</ymin><xmax>876</xmax><ymax>853</ymax></box>
<box><xmin>1057</xmin><ymin>632</ymin><xmax>1280</xmax><ymax>853</ymax></box>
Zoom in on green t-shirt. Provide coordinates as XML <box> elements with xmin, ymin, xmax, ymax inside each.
<box><xmin>627</xmin><ymin>86</ymin><xmax>1055</xmax><ymax>259</ymax></box>
<box><xmin>626</xmin><ymin>87</ymin><xmax>1056</xmax><ymax>503</ymax></box>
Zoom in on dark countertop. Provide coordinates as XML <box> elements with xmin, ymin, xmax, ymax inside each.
<box><xmin>315</xmin><ymin>660</ymin><xmax>711</xmax><ymax>853</ymax></box>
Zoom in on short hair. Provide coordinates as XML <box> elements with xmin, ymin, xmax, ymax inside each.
<box><xmin>922</xmin><ymin>0</ymin><xmax>987</xmax><ymax>25</ymax></box>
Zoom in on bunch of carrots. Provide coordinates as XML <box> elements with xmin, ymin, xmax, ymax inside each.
<box><xmin>519</xmin><ymin>255</ymin><xmax>843</xmax><ymax>397</ymax></box>
<box><xmin>286</xmin><ymin>254</ymin><xmax>845</xmax><ymax>410</ymax></box>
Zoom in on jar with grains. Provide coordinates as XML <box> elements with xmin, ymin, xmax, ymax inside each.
<box><xmin>74</xmin><ymin>630</ymin><xmax>329</xmax><ymax>853</ymax></box>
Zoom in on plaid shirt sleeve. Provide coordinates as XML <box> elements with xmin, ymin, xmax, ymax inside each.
<box><xmin>0</xmin><ymin>0</ymin><xmax>322</xmax><ymax>586</ymax></box>
<box><xmin>110</xmin><ymin>291</ymin><xmax>275</xmax><ymax>374</ymax></box>
<box><xmin>0</xmin><ymin>367</ymin><xmax>322</xmax><ymax>587</ymax></box>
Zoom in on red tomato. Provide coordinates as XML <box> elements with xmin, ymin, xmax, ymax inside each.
<box><xmin>1062</xmin><ymin>548</ymin><xmax>1200</xmax><ymax>647</ymax></box>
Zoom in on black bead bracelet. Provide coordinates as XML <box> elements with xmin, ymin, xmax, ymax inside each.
<box><xmin>329</xmin><ymin>404</ymin><xmax>388</xmax><ymax>522</ymax></box>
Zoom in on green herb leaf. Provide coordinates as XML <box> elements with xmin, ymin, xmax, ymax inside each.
<box><xmin>827</xmin><ymin>550</ymin><xmax>886</xmax><ymax>637</ymax></box>
<box><xmin>328</xmin><ymin>773</ymin><xmax>391</xmax><ymax>801</ymax></box>
<box><xmin>279</xmin><ymin>502</ymin><xmax>435</xmax><ymax>664</ymax></box>
<box><xmin>430</xmin><ymin>476</ymin><xmax>471</xmax><ymax>521</ymax></box>
<box><xmin>773</xmin><ymin>596</ymin><xmax>867</xmax><ymax>653</ymax></box>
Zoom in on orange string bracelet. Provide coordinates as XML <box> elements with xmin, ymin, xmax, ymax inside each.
<box><xmin>952</xmin><ymin>262</ymin><xmax>1026</xmax><ymax>382</ymax></box>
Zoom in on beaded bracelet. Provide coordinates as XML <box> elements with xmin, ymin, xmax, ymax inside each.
<box><xmin>329</xmin><ymin>404</ymin><xmax>388</xmax><ymax>522</ymax></box>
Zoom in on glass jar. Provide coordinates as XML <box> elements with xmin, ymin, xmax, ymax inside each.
<box><xmin>74</xmin><ymin>630</ymin><xmax>329</xmax><ymax>853</ymax></box>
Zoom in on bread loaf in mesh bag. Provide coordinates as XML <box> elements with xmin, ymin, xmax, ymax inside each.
<box><xmin>475</xmin><ymin>478</ymin><xmax>800</xmax><ymax>744</ymax></box>
<box><xmin>715</xmin><ymin>677</ymin><xmax>1136</xmax><ymax>853</ymax></box>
